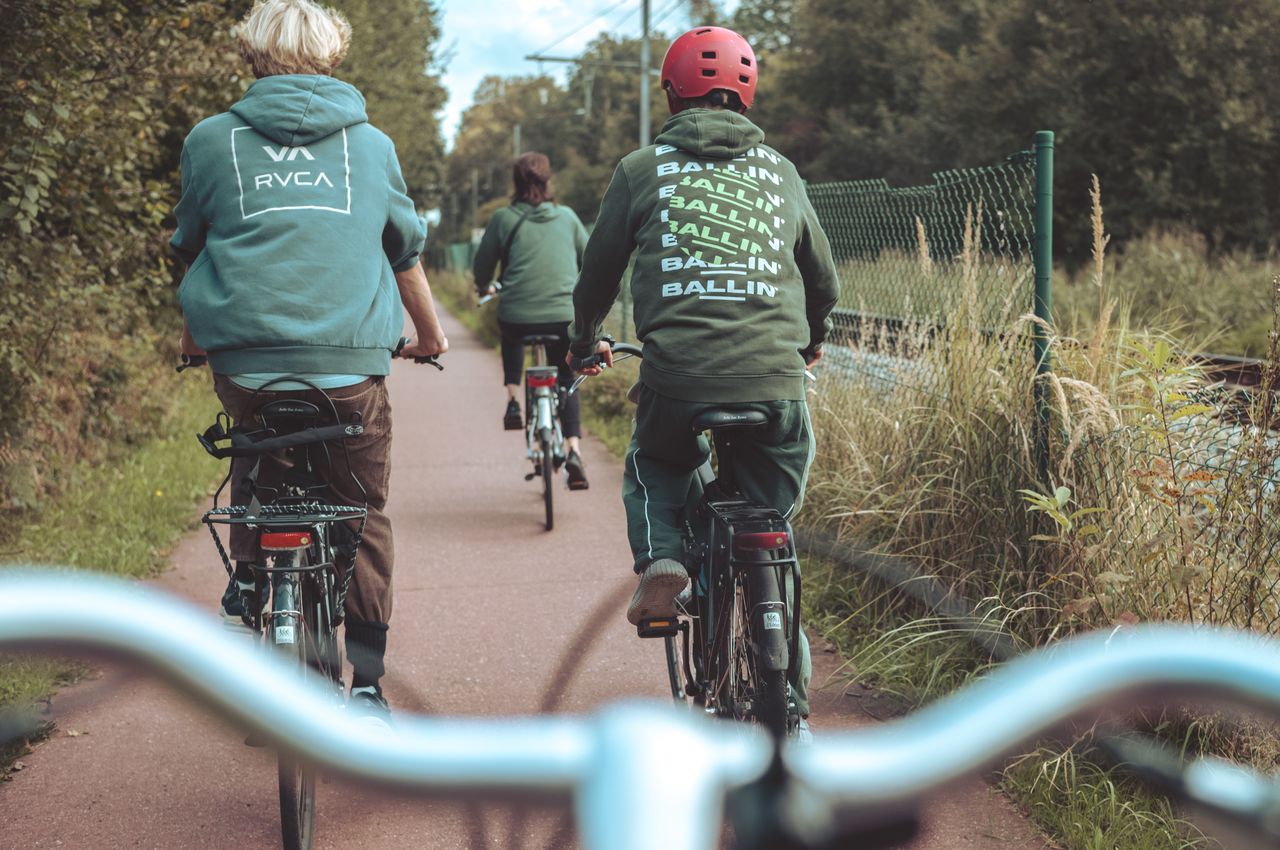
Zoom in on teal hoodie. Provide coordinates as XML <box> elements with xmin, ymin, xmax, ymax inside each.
<box><xmin>472</xmin><ymin>202</ymin><xmax>588</xmax><ymax>325</ymax></box>
<box><xmin>570</xmin><ymin>110</ymin><xmax>840</xmax><ymax>403</ymax></box>
<box><xmin>172</xmin><ymin>75</ymin><xmax>425</xmax><ymax>376</ymax></box>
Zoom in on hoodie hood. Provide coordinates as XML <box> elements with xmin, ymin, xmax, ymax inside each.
<box><xmin>654</xmin><ymin>108</ymin><xmax>765</xmax><ymax>159</ymax></box>
<box><xmin>230</xmin><ymin>75</ymin><xmax>367</xmax><ymax>146</ymax></box>
<box><xmin>514</xmin><ymin>200</ymin><xmax>562</xmax><ymax>222</ymax></box>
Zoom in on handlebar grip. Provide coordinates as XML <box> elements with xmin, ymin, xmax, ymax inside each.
<box><xmin>176</xmin><ymin>354</ymin><xmax>208</xmax><ymax>373</ymax></box>
<box><xmin>570</xmin><ymin>352</ymin><xmax>604</xmax><ymax>372</ymax></box>
<box><xmin>395</xmin><ymin>337</ymin><xmax>444</xmax><ymax>370</ymax></box>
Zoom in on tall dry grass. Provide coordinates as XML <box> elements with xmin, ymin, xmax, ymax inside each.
<box><xmin>808</xmin><ymin>178</ymin><xmax>1280</xmax><ymax>647</ymax></box>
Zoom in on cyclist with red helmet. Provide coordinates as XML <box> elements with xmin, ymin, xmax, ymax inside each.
<box><xmin>569</xmin><ymin>26</ymin><xmax>840</xmax><ymax>737</ymax></box>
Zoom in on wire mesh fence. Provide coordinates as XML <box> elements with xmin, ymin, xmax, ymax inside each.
<box><xmin>808</xmin><ymin>147</ymin><xmax>1042</xmax><ymax>406</ymax></box>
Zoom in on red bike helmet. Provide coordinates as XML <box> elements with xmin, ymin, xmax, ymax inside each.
<box><xmin>660</xmin><ymin>26</ymin><xmax>757</xmax><ymax>109</ymax></box>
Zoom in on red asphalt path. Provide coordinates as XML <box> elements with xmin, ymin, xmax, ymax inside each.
<box><xmin>0</xmin><ymin>306</ymin><xmax>1047</xmax><ymax>849</ymax></box>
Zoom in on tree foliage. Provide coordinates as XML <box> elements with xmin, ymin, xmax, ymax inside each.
<box><xmin>336</xmin><ymin>0</ymin><xmax>448</xmax><ymax>202</ymax></box>
<box><xmin>443</xmin><ymin>0</ymin><xmax>1280</xmax><ymax>260</ymax></box>
<box><xmin>0</xmin><ymin>0</ymin><xmax>445</xmax><ymax>524</ymax></box>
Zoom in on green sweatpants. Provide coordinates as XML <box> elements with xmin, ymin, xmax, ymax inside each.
<box><xmin>622</xmin><ymin>385</ymin><xmax>814</xmax><ymax>715</ymax></box>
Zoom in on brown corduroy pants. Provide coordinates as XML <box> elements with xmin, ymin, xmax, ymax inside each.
<box><xmin>211</xmin><ymin>375</ymin><xmax>395</xmax><ymax>627</ymax></box>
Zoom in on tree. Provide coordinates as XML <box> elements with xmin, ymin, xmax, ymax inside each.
<box><xmin>336</xmin><ymin>0</ymin><xmax>448</xmax><ymax>204</ymax></box>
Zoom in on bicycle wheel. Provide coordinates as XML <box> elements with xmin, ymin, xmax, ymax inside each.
<box><xmin>274</xmin><ymin>557</ymin><xmax>318</xmax><ymax>850</ymax></box>
<box><xmin>731</xmin><ymin>567</ymin><xmax>789</xmax><ymax>738</ymax></box>
<box><xmin>540</xmin><ymin>427</ymin><xmax>554</xmax><ymax>531</ymax></box>
<box><xmin>663</xmin><ymin>635</ymin><xmax>686</xmax><ymax>704</ymax></box>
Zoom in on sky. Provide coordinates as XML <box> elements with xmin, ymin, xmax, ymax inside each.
<box><xmin>437</xmin><ymin>0</ymin><xmax>740</xmax><ymax>147</ymax></box>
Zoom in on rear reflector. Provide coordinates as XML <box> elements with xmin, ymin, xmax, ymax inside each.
<box><xmin>260</xmin><ymin>532</ymin><xmax>312</xmax><ymax>551</ymax></box>
<box><xmin>527</xmin><ymin>374</ymin><xmax>558</xmax><ymax>388</ymax></box>
<box><xmin>734</xmin><ymin>531</ymin><xmax>790</xmax><ymax>552</ymax></box>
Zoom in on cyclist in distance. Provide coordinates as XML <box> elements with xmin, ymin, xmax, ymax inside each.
<box><xmin>568</xmin><ymin>26</ymin><xmax>840</xmax><ymax>732</ymax></box>
<box><xmin>474</xmin><ymin>153</ymin><xmax>592</xmax><ymax>489</ymax></box>
<box><xmin>171</xmin><ymin>0</ymin><xmax>449</xmax><ymax>724</ymax></box>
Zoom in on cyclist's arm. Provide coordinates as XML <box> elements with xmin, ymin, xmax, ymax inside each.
<box><xmin>170</xmin><ymin>145</ymin><xmax>205</xmax><ymax>266</ymax></box>
<box><xmin>396</xmin><ymin>261</ymin><xmax>449</xmax><ymax>358</ymax></box>
<box><xmin>179</xmin><ymin>315</ymin><xmax>205</xmax><ymax>357</ymax></box>
<box><xmin>472</xmin><ymin>214</ymin><xmax>502</xmax><ymax>295</ymax></box>
<box><xmin>571</xmin><ymin>209</ymin><xmax>589</xmax><ymax>270</ymax></box>
<box><xmin>570</xmin><ymin>163</ymin><xmax>635</xmax><ymax>356</ymax></box>
<box><xmin>382</xmin><ymin>143</ymin><xmax>426</xmax><ymax>273</ymax></box>
<box><xmin>794</xmin><ymin>188</ymin><xmax>841</xmax><ymax>358</ymax></box>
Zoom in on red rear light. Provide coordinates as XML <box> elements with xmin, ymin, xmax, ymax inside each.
<box><xmin>527</xmin><ymin>374</ymin><xmax>558</xmax><ymax>388</ymax></box>
<box><xmin>734</xmin><ymin>531</ymin><xmax>790</xmax><ymax>551</ymax></box>
<box><xmin>260</xmin><ymin>532</ymin><xmax>312</xmax><ymax>551</ymax></box>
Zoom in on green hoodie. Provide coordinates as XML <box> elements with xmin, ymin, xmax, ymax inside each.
<box><xmin>570</xmin><ymin>109</ymin><xmax>840</xmax><ymax>402</ymax></box>
<box><xmin>472</xmin><ymin>201</ymin><xmax>588</xmax><ymax>325</ymax></box>
<box><xmin>171</xmin><ymin>75</ymin><xmax>424</xmax><ymax>377</ymax></box>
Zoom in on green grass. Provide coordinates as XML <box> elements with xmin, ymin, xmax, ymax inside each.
<box><xmin>0</xmin><ymin>376</ymin><xmax>223</xmax><ymax>771</ymax></box>
<box><xmin>1004</xmin><ymin>746</ymin><xmax>1214</xmax><ymax>850</ymax></box>
<box><xmin>804</xmin><ymin>555</ymin><xmax>1213</xmax><ymax>850</ymax></box>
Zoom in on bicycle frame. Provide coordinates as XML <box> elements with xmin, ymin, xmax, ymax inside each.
<box><xmin>523</xmin><ymin>342</ymin><xmax>564</xmax><ymax>468</ymax></box>
<box><xmin>9</xmin><ymin>571</ymin><xmax>1280</xmax><ymax>849</ymax></box>
<box><xmin>672</xmin><ymin>433</ymin><xmax>801</xmax><ymax>733</ymax></box>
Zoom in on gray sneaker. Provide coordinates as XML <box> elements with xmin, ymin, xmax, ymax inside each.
<box><xmin>626</xmin><ymin>559</ymin><xmax>690</xmax><ymax>626</ymax></box>
<box><xmin>794</xmin><ymin>717</ymin><xmax>814</xmax><ymax>744</ymax></box>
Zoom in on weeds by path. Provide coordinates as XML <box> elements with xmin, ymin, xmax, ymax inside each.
<box><xmin>0</xmin><ymin>376</ymin><xmax>222</xmax><ymax>773</ymax></box>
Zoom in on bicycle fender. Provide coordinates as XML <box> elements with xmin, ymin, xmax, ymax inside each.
<box><xmin>752</xmin><ymin>600</ymin><xmax>789</xmax><ymax>672</ymax></box>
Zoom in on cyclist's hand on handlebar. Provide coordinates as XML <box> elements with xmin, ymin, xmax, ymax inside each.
<box><xmin>568</xmin><ymin>340</ymin><xmax>613</xmax><ymax>376</ymax></box>
<box><xmin>399</xmin><ymin>334</ymin><xmax>449</xmax><ymax>360</ymax></box>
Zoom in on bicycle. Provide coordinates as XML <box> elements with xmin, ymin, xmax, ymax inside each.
<box><xmin>8</xmin><ymin>572</ymin><xmax>1280</xmax><ymax>850</ymax></box>
<box><xmin>572</xmin><ymin>341</ymin><xmax>802</xmax><ymax>739</ymax></box>
<box><xmin>476</xmin><ymin>285</ymin><xmax>581</xmax><ymax>531</ymax></box>
<box><xmin>521</xmin><ymin>334</ymin><xmax>575</xmax><ymax>531</ymax></box>
<box><xmin>176</xmin><ymin>342</ymin><xmax>438</xmax><ymax>850</ymax></box>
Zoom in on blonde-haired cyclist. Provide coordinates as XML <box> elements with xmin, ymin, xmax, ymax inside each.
<box><xmin>173</xmin><ymin>0</ymin><xmax>448</xmax><ymax>725</ymax></box>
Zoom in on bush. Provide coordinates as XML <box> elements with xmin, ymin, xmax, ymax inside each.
<box><xmin>0</xmin><ymin>1</ymin><xmax>250</xmax><ymax>533</ymax></box>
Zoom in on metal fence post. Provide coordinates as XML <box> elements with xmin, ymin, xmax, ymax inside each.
<box><xmin>1033</xmin><ymin>130</ymin><xmax>1055</xmax><ymax>483</ymax></box>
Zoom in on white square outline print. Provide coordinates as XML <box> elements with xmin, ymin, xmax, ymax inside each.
<box><xmin>231</xmin><ymin>126</ymin><xmax>352</xmax><ymax>219</ymax></box>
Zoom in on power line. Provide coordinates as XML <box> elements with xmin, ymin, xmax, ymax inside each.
<box><xmin>529</xmin><ymin>0</ymin><xmax>631</xmax><ymax>58</ymax></box>
<box><xmin>650</xmin><ymin>0</ymin><xmax>686</xmax><ymax>33</ymax></box>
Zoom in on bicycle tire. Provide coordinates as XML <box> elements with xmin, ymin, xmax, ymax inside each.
<box><xmin>540</xmin><ymin>427</ymin><xmax>554</xmax><ymax>531</ymax></box>
<box><xmin>732</xmin><ymin>567</ymin><xmax>789</xmax><ymax>739</ymax></box>
<box><xmin>275</xmin><ymin>552</ymin><xmax>319</xmax><ymax>850</ymax></box>
<box><xmin>663</xmin><ymin>635</ymin><xmax>686</xmax><ymax>704</ymax></box>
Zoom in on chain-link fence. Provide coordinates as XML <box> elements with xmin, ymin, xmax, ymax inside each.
<box><xmin>807</xmin><ymin>144</ymin><xmax>1046</xmax><ymax>409</ymax></box>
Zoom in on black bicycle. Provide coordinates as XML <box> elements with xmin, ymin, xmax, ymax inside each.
<box><xmin>572</xmin><ymin>342</ymin><xmax>802</xmax><ymax>739</ymax></box>
<box><xmin>178</xmin><ymin>345</ymin><xmax>437</xmax><ymax>850</ymax></box>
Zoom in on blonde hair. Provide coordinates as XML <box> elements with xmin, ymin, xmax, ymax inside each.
<box><xmin>238</xmin><ymin>0</ymin><xmax>352</xmax><ymax>78</ymax></box>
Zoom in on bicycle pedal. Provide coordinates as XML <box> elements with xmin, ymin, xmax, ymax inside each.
<box><xmin>637</xmin><ymin>617</ymin><xmax>680</xmax><ymax>638</ymax></box>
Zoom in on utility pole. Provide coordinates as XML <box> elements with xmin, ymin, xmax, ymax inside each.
<box><xmin>639</xmin><ymin>0</ymin><xmax>650</xmax><ymax>147</ymax></box>
<box><xmin>470</xmin><ymin>168</ymin><xmax>479</xmax><ymax>242</ymax></box>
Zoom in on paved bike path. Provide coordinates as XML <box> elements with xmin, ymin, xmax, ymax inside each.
<box><xmin>0</xmin><ymin>306</ymin><xmax>1047</xmax><ymax>849</ymax></box>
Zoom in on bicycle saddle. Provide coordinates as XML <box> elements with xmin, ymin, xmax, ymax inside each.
<box><xmin>255</xmin><ymin>399</ymin><xmax>328</xmax><ymax>431</ymax></box>
<box><xmin>522</xmin><ymin>334</ymin><xmax>561</xmax><ymax>346</ymax></box>
<box><xmin>691</xmin><ymin>409</ymin><xmax>770</xmax><ymax>432</ymax></box>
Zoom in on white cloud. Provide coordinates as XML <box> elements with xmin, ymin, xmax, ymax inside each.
<box><xmin>436</xmin><ymin>0</ymin><xmax>740</xmax><ymax>146</ymax></box>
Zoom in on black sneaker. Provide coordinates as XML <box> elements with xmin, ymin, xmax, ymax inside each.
<box><xmin>348</xmin><ymin>685</ymin><xmax>392</xmax><ymax>729</ymax></box>
<box><xmin>503</xmin><ymin>400</ymin><xmax>523</xmax><ymax>431</ymax></box>
<box><xmin>219</xmin><ymin>575</ymin><xmax>260</xmax><ymax>628</ymax></box>
<box><xmin>565</xmin><ymin>450</ymin><xmax>589</xmax><ymax>490</ymax></box>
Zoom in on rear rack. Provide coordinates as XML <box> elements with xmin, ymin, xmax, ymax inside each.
<box><xmin>203</xmin><ymin>502</ymin><xmax>367</xmax><ymax>526</ymax></box>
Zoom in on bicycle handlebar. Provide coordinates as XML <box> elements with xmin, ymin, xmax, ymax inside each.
<box><xmin>394</xmin><ymin>336</ymin><xmax>444</xmax><ymax>370</ymax></box>
<box><xmin>6</xmin><ymin>569</ymin><xmax>1280</xmax><ymax>848</ymax></box>
<box><xmin>175</xmin><ymin>353</ymin><xmax>207</xmax><ymax>373</ymax></box>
